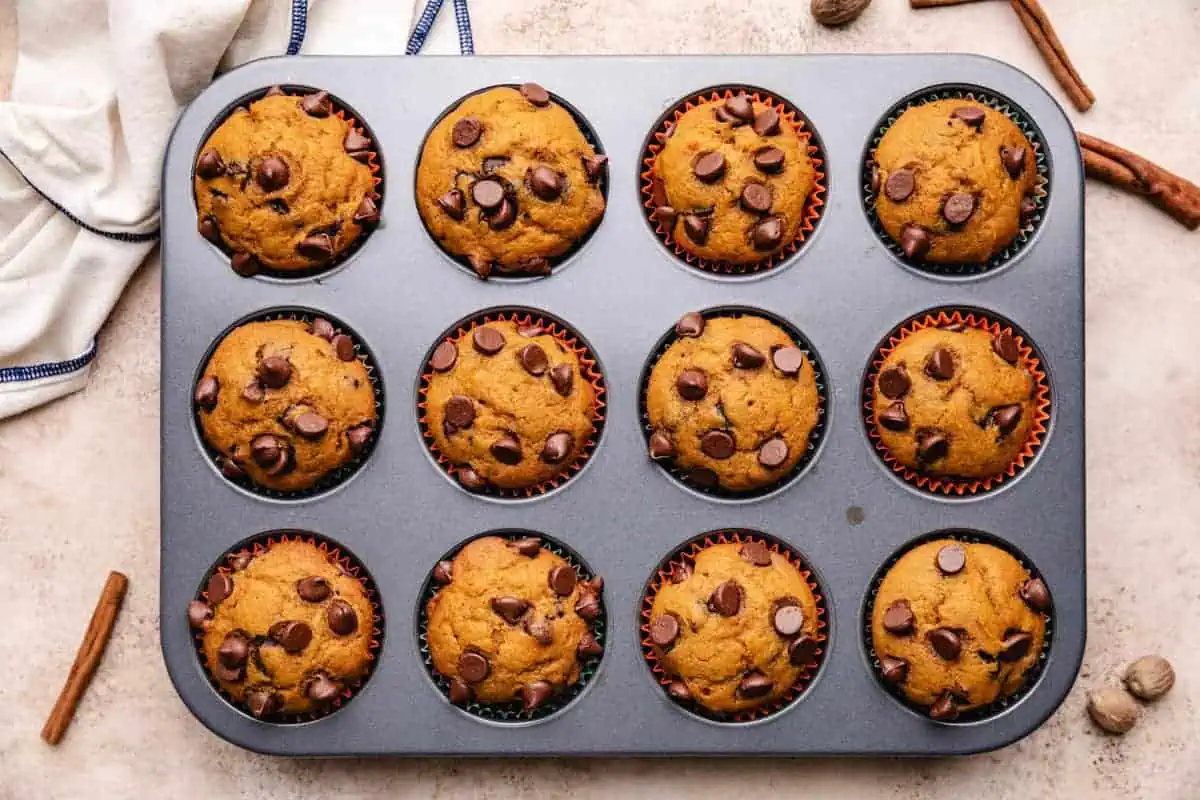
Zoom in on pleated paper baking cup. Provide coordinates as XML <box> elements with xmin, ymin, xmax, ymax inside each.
<box><xmin>192</xmin><ymin>307</ymin><xmax>385</xmax><ymax>501</ymax></box>
<box><xmin>638</xmin><ymin>306</ymin><xmax>828</xmax><ymax>500</ymax></box>
<box><xmin>190</xmin><ymin>531</ymin><xmax>384</xmax><ymax>724</ymax></box>
<box><xmin>862</xmin><ymin>308</ymin><xmax>1051</xmax><ymax>497</ymax></box>
<box><xmin>417</xmin><ymin>531</ymin><xmax>606</xmax><ymax>723</ymax></box>
<box><xmin>193</xmin><ymin>85</ymin><xmax>384</xmax><ymax>280</ymax></box>
<box><xmin>863</xmin><ymin>529</ymin><xmax>1054</xmax><ymax>724</ymax></box>
<box><xmin>640</xmin><ymin>86</ymin><xmax>827</xmax><ymax>276</ymax></box>
<box><xmin>640</xmin><ymin>530</ymin><xmax>828</xmax><ymax>723</ymax></box>
<box><xmin>862</xmin><ymin>85</ymin><xmax>1050</xmax><ymax>277</ymax></box>
<box><xmin>417</xmin><ymin>308</ymin><xmax>607</xmax><ymax>499</ymax></box>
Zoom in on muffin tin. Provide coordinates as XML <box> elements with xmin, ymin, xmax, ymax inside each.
<box><xmin>161</xmin><ymin>54</ymin><xmax>1085</xmax><ymax>756</ymax></box>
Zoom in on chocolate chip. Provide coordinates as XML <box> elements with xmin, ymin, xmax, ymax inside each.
<box><xmin>667</xmin><ymin>681</ymin><xmax>692</xmax><ymax>701</ymax></box>
<box><xmin>217</xmin><ymin>631</ymin><xmax>249</xmax><ymax>668</ymax></box>
<box><xmin>269</xmin><ymin>620</ymin><xmax>313</xmax><ymax>653</ymax></box>
<box><xmin>444</xmin><ymin>395</ymin><xmax>475</xmax><ymax>431</ymax></box>
<box><xmin>198</xmin><ymin>215</ymin><xmax>221</xmax><ymax>244</ymax></box>
<box><xmin>752</xmin><ymin>107</ymin><xmax>780</xmax><ymax>136</ymax></box>
<box><xmin>343</xmin><ymin>129</ymin><xmax>371</xmax><ymax>161</ymax></box>
<box><xmin>549</xmin><ymin>363</ymin><xmax>574</xmax><ymax>396</ymax></box>
<box><xmin>927</xmin><ymin>628</ymin><xmax>962</xmax><ymax>660</ymax></box>
<box><xmin>879</xmin><ymin>656</ymin><xmax>908</xmax><ymax>684</ymax></box>
<box><xmin>452</xmin><ymin>117</ymin><xmax>482</xmax><ymax>148</ymax></box>
<box><xmin>520</xmin><ymin>82</ymin><xmax>551</xmax><ymax>106</ymax></box>
<box><xmin>773</xmin><ymin>604</ymin><xmax>804</xmax><ymax>636</ymax></box>
<box><xmin>508</xmin><ymin>537</ymin><xmax>541</xmax><ymax>557</ymax></box>
<box><xmin>754</xmin><ymin>146</ymin><xmax>785</xmax><ymax>174</ymax></box>
<box><xmin>929</xmin><ymin>693</ymin><xmax>959</xmax><ymax>721</ymax></box>
<box><xmin>585</xmin><ymin>576</ymin><xmax>604</xmax><ymax>594</ymax></box>
<box><xmin>878</xmin><ymin>365</ymin><xmax>910</xmax><ymax>398</ymax></box>
<box><xmin>999</xmin><ymin>630</ymin><xmax>1033</xmax><ymax>662</ymax></box>
<box><xmin>220</xmin><ymin>457</ymin><xmax>247</xmax><ymax>480</ymax></box>
<box><xmin>471</xmin><ymin>178</ymin><xmax>505</xmax><ymax>210</ymax></box>
<box><xmin>916</xmin><ymin>429</ymin><xmax>949</xmax><ymax>462</ymax></box>
<box><xmin>520</xmin><ymin>680</ymin><xmax>554</xmax><ymax>712</ymax></box>
<box><xmin>724</xmin><ymin>93</ymin><xmax>755</xmax><ymax>123</ymax></box>
<box><xmin>491</xmin><ymin>433</ymin><xmax>522</xmax><ymax>465</ymax></box>
<box><xmin>253</xmin><ymin>356</ymin><xmax>289</xmax><ymax>390</ymax></box>
<box><xmin>1020</xmin><ymin>578</ymin><xmax>1051</xmax><ymax>612</ymax></box>
<box><xmin>952</xmin><ymin>106</ymin><xmax>985</xmax><ymax>129</ymax></box>
<box><xmin>298</xmin><ymin>233</ymin><xmax>334</xmax><ymax>260</ymax></box>
<box><xmin>1001</xmin><ymin>145</ymin><xmax>1027</xmax><ymax>178</ymax></box>
<box><xmin>685</xmin><ymin>467</ymin><xmax>719</xmax><ymax>489</ymax></box>
<box><xmin>518</xmin><ymin>324</ymin><xmax>544</xmax><ymax>338</ymax></box>
<box><xmin>424</xmin><ymin>561</ymin><xmax>452</xmax><ymax>589</ymax></box>
<box><xmin>196</xmin><ymin>149</ymin><xmax>225</xmax><ymax>179</ymax></box>
<box><xmin>670</xmin><ymin>562</ymin><xmax>693</xmax><ymax>584</ymax></box>
<box><xmin>300</xmin><ymin>91</ymin><xmax>331</xmax><ymax>117</ymax></box>
<box><xmin>524</xmin><ymin>616</ymin><xmax>553</xmax><ymax>645</ymax></box>
<box><xmin>700</xmin><ymin>430</ymin><xmax>735</xmax><ymax>459</ymax></box>
<box><xmin>577</xmin><ymin>631</ymin><xmax>604</xmax><ymax>659</ymax></box>
<box><xmin>675</xmin><ymin>312</ymin><xmax>705</xmax><ymax>338</ymax></box>
<box><xmin>992</xmin><ymin>404</ymin><xmax>1023</xmax><ymax>436</ymax></box>
<box><xmin>326</xmin><ymin>599</ymin><xmax>358</xmax><ymax>636</ymax></box>
<box><xmin>293</xmin><ymin>412</ymin><xmax>328</xmax><ymax>439</ymax></box>
<box><xmin>448</xmin><ymin>677</ymin><xmax>472</xmax><ymax>705</ymax></box>
<box><xmin>488</xmin><ymin>197</ymin><xmax>516</xmax><ymax>230</ymax></box>
<box><xmin>230</xmin><ymin>252</ymin><xmax>259</xmax><ymax>277</ymax></box>
<box><xmin>1021</xmin><ymin>195</ymin><xmax>1038</xmax><ymax>220</ymax></box>
<box><xmin>752</xmin><ymin>216</ymin><xmax>783</xmax><ymax>251</ymax></box>
<box><xmin>882</xmin><ymin>600</ymin><xmax>914</xmax><ymax>634</ymax></box>
<box><xmin>739</xmin><ymin>672</ymin><xmax>773</xmax><ymax>698</ymax></box>
<box><xmin>491</xmin><ymin>595</ymin><xmax>531</xmax><ymax>624</ymax></box>
<box><xmin>936</xmin><ymin>543</ymin><xmax>966</xmax><ymax>575</ymax></box>
<box><xmin>354</xmin><ymin>196</ymin><xmax>381</xmax><ymax>225</ymax></box>
<box><xmin>714</xmin><ymin>106</ymin><xmax>735</xmax><ymax>124</ymax></box>
<box><xmin>650</xmin><ymin>176</ymin><xmax>668</xmax><ymax>208</ymax></box>
<box><xmin>788</xmin><ymin>635</ymin><xmax>818</xmax><ymax>666</ymax></box>
<box><xmin>541</xmin><ymin>432</ymin><xmax>572</xmax><ymax>464</ymax></box>
<box><xmin>582</xmin><ymin>154</ymin><xmax>608</xmax><ymax>181</ymax></box>
<box><xmin>187</xmin><ymin>600</ymin><xmax>212</xmax><ymax>629</ymax></box>
<box><xmin>207</xmin><ymin>572</ymin><xmax>234</xmax><ymax>604</ymax></box>
<box><xmin>297</xmin><ymin>576</ymin><xmax>331</xmax><ymax>602</ymax></box>
<box><xmin>682</xmin><ymin>214</ymin><xmax>710</xmax><ymax>244</ymax></box>
<box><xmin>250</xmin><ymin>433</ymin><xmax>281</xmax><ymax>466</ymax></box>
<box><xmin>992</xmin><ymin>332</ymin><xmax>1020</xmax><ymax>363</ymax></box>
<box><xmin>740</xmin><ymin>183</ymin><xmax>772</xmax><ymax>213</ymax></box>
<box><xmin>457</xmin><ymin>466</ymin><xmax>487</xmax><ymax>490</ymax></box>
<box><xmin>472</xmin><ymin>326</ymin><xmax>505</xmax><ymax>355</ymax></box>
<box><xmin>309</xmin><ymin>318</ymin><xmax>335</xmax><ymax>341</ymax></box>
<box><xmin>925</xmin><ymin>347</ymin><xmax>955</xmax><ymax>380</ymax></box>
<box><xmin>430</xmin><ymin>340</ymin><xmax>458</xmax><ymax>371</ymax></box>
<box><xmin>306</xmin><ymin>673</ymin><xmax>341</xmax><ymax>703</ymax></box>
<box><xmin>544</xmin><ymin>564</ymin><xmax>576</xmax><ymax>597</ymax></box>
<box><xmin>518</xmin><ymin>343</ymin><xmax>548</xmax><ymax>376</ymax></box>
<box><xmin>255</xmin><ymin>156</ymin><xmax>289</xmax><ymax>192</ymax></box>
<box><xmin>884</xmin><ymin>169</ymin><xmax>915</xmax><ymax>202</ymax></box>
<box><xmin>529</xmin><ymin>166</ymin><xmax>562</xmax><ymax>200</ymax></box>
<box><xmin>347</xmin><ymin>424</ymin><xmax>372</xmax><ymax>454</ymax></box>
<box><xmin>332</xmin><ymin>334</ymin><xmax>356</xmax><ymax>361</ymax></box>
<box><xmin>772</xmin><ymin>346</ymin><xmax>805</xmax><ymax>376</ymax></box>
<box><xmin>899</xmin><ymin>224</ymin><xmax>931</xmax><ymax>259</ymax></box>
<box><xmin>942</xmin><ymin>192</ymin><xmax>976</xmax><ymax>225</ymax></box>
<box><xmin>648</xmin><ymin>430</ymin><xmax>675</xmax><ymax>460</ymax></box>
<box><xmin>676</xmin><ymin>369</ymin><xmax>708</xmax><ymax>401</ymax></box>
<box><xmin>757</xmin><ymin>437</ymin><xmax>789</xmax><ymax>468</ymax></box>
<box><xmin>651</xmin><ymin>205</ymin><xmax>677</xmax><ymax>229</ymax></box>
<box><xmin>245</xmin><ymin>688</ymin><xmax>281</xmax><ymax>719</ymax></box>
<box><xmin>228</xmin><ymin>552</ymin><xmax>253</xmax><ymax>571</ymax></box>
<box><xmin>458</xmin><ymin>652</ymin><xmax>490</xmax><ymax>684</ymax></box>
<box><xmin>869</xmin><ymin>162</ymin><xmax>881</xmax><ymax>193</ymax></box>
<box><xmin>575</xmin><ymin>592</ymin><xmax>602</xmax><ymax>621</ymax></box>
<box><xmin>731</xmin><ymin>342</ymin><xmax>766</xmax><ymax>369</ymax></box>
<box><xmin>708</xmin><ymin>580</ymin><xmax>742</xmax><ymax>616</ymax></box>
<box><xmin>194</xmin><ymin>376</ymin><xmax>219</xmax><ymax>410</ymax></box>
<box><xmin>693</xmin><ymin>151</ymin><xmax>726</xmax><ymax>183</ymax></box>
<box><xmin>649</xmin><ymin>614</ymin><xmax>679</xmax><ymax>646</ymax></box>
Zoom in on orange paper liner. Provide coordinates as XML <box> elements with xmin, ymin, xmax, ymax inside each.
<box><xmin>639</xmin><ymin>88</ymin><xmax>827</xmax><ymax>275</ymax></box>
<box><xmin>862</xmin><ymin>309</ymin><xmax>1052</xmax><ymax>496</ymax></box>
<box><xmin>194</xmin><ymin>85</ymin><xmax>384</xmax><ymax>279</ymax></box>
<box><xmin>639</xmin><ymin>531</ymin><xmax>828</xmax><ymax>723</ymax></box>
<box><xmin>192</xmin><ymin>531</ymin><xmax>384</xmax><ymax>724</ymax></box>
<box><xmin>417</xmin><ymin>310</ymin><xmax>607</xmax><ymax>498</ymax></box>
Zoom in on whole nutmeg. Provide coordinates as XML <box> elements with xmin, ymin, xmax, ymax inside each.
<box><xmin>1087</xmin><ymin>687</ymin><xmax>1141</xmax><ymax>734</ymax></box>
<box><xmin>811</xmin><ymin>0</ymin><xmax>872</xmax><ymax>27</ymax></box>
<box><xmin>1123</xmin><ymin>655</ymin><xmax>1175</xmax><ymax>701</ymax></box>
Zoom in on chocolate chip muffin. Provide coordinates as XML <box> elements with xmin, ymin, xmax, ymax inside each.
<box><xmin>648</xmin><ymin>91</ymin><xmax>817</xmax><ymax>266</ymax></box>
<box><xmin>194</xmin><ymin>87</ymin><xmax>380</xmax><ymax>276</ymax></box>
<box><xmin>646</xmin><ymin>540</ymin><xmax>821</xmax><ymax>715</ymax></box>
<box><xmin>194</xmin><ymin>318</ymin><xmax>377</xmax><ymax>492</ymax></box>
<box><xmin>872</xmin><ymin>324</ymin><xmax>1034</xmax><ymax>479</ymax></box>
<box><xmin>423</xmin><ymin>317</ymin><xmax>598</xmax><ymax>492</ymax></box>
<box><xmin>188</xmin><ymin>539</ymin><xmax>376</xmax><ymax>718</ymax></box>
<box><xmin>645</xmin><ymin>313</ymin><xmax>820</xmax><ymax>492</ymax></box>
<box><xmin>425</xmin><ymin>535</ymin><xmax>604</xmax><ymax>712</ymax></box>
<box><xmin>870</xmin><ymin>539</ymin><xmax>1050</xmax><ymax>720</ymax></box>
<box><xmin>872</xmin><ymin>99</ymin><xmax>1037</xmax><ymax>264</ymax></box>
<box><xmin>415</xmin><ymin>83</ymin><xmax>607</xmax><ymax>279</ymax></box>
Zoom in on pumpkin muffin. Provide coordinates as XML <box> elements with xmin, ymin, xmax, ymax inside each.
<box><xmin>871</xmin><ymin>325</ymin><xmax>1034</xmax><ymax>479</ymax></box>
<box><xmin>646</xmin><ymin>540</ymin><xmax>821</xmax><ymax>715</ymax></box>
<box><xmin>194</xmin><ymin>318</ymin><xmax>377</xmax><ymax>493</ymax></box>
<box><xmin>188</xmin><ymin>539</ymin><xmax>376</xmax><ymax>718</ymax></box>
<box><xmin>645</xmin><ymin>313</ymin><xmax>820</xmax><ymax>493</ymax></box>
<box><xmin>423</xmin><ymin>318</ymin><xmax>598</xmax><ymax>492</ymax></box>
<box><xmin>415</xmin><ymin>83</ymin><xmax>607</xmax><ymax>279</ymax></box>
<box><xmin>194</xmin><ymin>87</ymin><xmax>380</xmax><ymax>276</ymax></box>
<box><xmin>869</xmin><ymin>538</ymin><xmax>1051</xmax><ymax>720</ymax></box>
<box><xmin>872</xmin><ymin>99</ymin><xmax>1037</xmax><ymax>264</ymax></box>
<box><xmin>647</xmin><ymin>90</ymin><xmax>816</xmax><ymax>266</ymax></box>
<box><xmin>425</xmin><ymin>535</ymin><xmax>604</xmax><ymax>712</ymax></box>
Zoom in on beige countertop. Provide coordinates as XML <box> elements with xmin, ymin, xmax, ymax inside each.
<box><xmin>2</xmin><ymin>1</ymin><xmax>1198</xmax><ymax>797</ymax></box>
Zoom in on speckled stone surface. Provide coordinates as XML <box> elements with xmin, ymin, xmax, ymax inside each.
<box><xmin>2</xmin><ymin>0</ymin><xmax>1198</xmax><ymax>797</ymax></box>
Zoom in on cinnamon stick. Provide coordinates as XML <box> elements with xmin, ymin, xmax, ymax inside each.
<box><xmin>910</xmin><ymin>0</ymin><xmax>988</xmax><ymax>7</ymax></box>
<box><xmin>1079</xmin><ymin>133</ymin><xmax>1200</xmax><ymax>230</ymax></box>
<box><xmin>41</xmin><ymin>571</ymin><xmax>128</xmax><ymax>745</ymax></box>
<box><xmin>1010</xmin><ymin>0</ymin><xmax>1094</xmax><ymax>112</ymax></box>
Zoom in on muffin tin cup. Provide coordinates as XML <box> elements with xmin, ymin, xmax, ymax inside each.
<box><xmin>640</xmin><ymin>86</ymin><xmax>827</xmax><ymax>276</ymax></box>
<box><xmin>862</xmin><ymin>85</ymin><xmax>1050</xmax><ymax>277</ymax></box>
<box><xmin>638</xmin><ymin>306</ymin><xmax>828</xmax><ymax>501</ymax></box>
<box><xmin>416</xmin><ymin>307</ymin><xmax>607</xmax><ymax>499</ymax></box>
<box><xmin>192</xmin><ymin>306</ymin><xmax>386</xmax><ymax>501</ymax></box>
<box><xmin>192</xmin><ymin>531</ymin><xmax>385</xmax><ymax>724</ymax></box>
<box><xmin>862</xmin><ymin>529</ymin><xmax>1054</xmax><ymax>724</ymax></box>
<box><xmin>193</xmin><ymin>85</ymin><xmax>384</xmax><ymax>281</ymax></box>
<box><xmin>416</xmin><ymin>531</ymin><xmax>606</xmax><ymax>723</ymax></box>
<box><xmin>862</xmin><ymin>307</ymin><xmax>1052</xmax><ymax>497</ymax></box>
<box><xmin>639</xmin><ymin>530</ymin><xmax>828</xmax><ymax>723</ymax></box>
